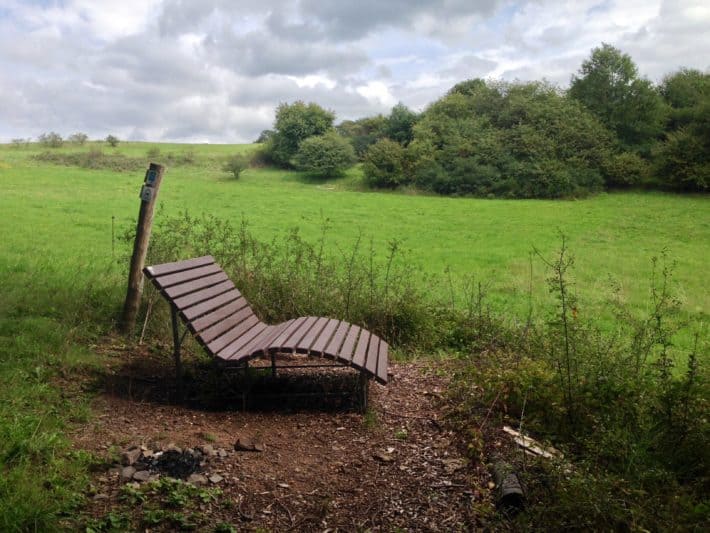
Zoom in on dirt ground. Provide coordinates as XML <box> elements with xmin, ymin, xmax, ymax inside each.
<box><xmin>71</xmin><ymin>342</ymin><xmax>493</xmax><ymax>531</ymax></box>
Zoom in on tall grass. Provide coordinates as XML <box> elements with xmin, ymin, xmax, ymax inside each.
<box><xmin>449</xmin><ymin>240</ymin><xmax>708</xmax><ymax>530</ymax></box>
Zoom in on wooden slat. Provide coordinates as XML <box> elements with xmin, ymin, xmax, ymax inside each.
<box><xmin>207</xmin><ymin>315</ymin><xmax>260</xmax><ymax>354</ymax></box>
<box><xmin>155</xmin><ymin>263</ymin><xmax>222</xmax><ymax>288</ymax></box>
<box><xmin>231</xmin><ymin>323</ymin><xmax>287</xmax><ymax>359</ymax></box>
<box><xmin>376</xmin><ymin>340</ymin><xmax>388</xmax><ymax>384</ymax></box>
<box><xmin>280</xmin><ymin>316</ymin><xmax>319</xmax><ymax>352</ymax></box>
<box><xmin>365</xmin><ymin>334</ymin><xmax>380</xmax><ymax>375</ymax></box>
<box><xmin>266</xmin><ymin>317</ymin><xmax>308</xmax><ymax>353</ymax></box>
<box><xmin>324</xmin><ymin>321</ymin><xmax>350</xmax><ymax>356</ymax></box>
<box><xmin>181</xmin><ymin>289</ymin><xmax>242</xmax><ymax>321</ymax></box>
<box><xmin>200</xmin><ymin>306</ymin><xmax>255</xmax><ymax>345</ymax></box>
<box><xmin>297</xmin><ymin>317</ymin><xmax>330</xmax><ymax>354</ymax></box>
<box><xmin>310</xmin><ymin>319</ymin><xmax>341</xmax><ymax>354</ymax></box>
<box><xmin>219</xmin><ymin>322</ymin><xmax>268</xmax><ymax>359</ymax></box>
<box><xmin>144</xmin><ymin>256</ymin><xmax>214</xmax><ymax>277</ymax></box>
<box><xmin>173</xmin><ymin>280</ymin><xmax>234</xmax><ymax>310</ymax></box>
<box><xmin>164</xmin><ymin>271</ymin><xmax>229</xmax><ymax>299</ymax></box>
<box><xmin>337</xmin><ymin>325</ymin><xmax>361</xmax><ymax>363</ymax></box>
<box><xmin>190</xmin><ymin>297</ymin><xmax>249</xmax><ymax>333</ymax></box>
<box><xmin>351</xmin><ymin>330</ymin><xmax>371</xmax><ymax>369</ymax></box>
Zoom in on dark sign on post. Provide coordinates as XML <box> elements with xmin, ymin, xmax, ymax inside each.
<box><xmin>120</xmin><ymin>163</ymin><xmax>165</xmax><ymax>334</ymax></box>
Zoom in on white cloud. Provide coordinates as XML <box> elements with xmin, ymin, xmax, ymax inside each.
<box><xmin>0</xmin><ymin>0</ymin><xmax>708</xmax><ymax>142</ymax></box>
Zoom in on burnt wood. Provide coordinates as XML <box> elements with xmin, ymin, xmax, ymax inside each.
<box><xmin>143</xmin><ymin>256</ymin><xmax>389</xmax><ymax>384</ymax></box>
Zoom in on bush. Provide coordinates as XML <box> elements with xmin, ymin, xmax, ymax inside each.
<box><xmin>362</xmin><ymin>139</ymin><xmax>407</xmax><ymax>188</ymax></box>
<box><xmin>267</xmin><ymin>101</ymin><xmax>335</xmax><ymax>167</ymax></box>
<box><xmin>136</xmin><ymin>212</ymin><xmax>437</xmax><ymax>350</ymax></box>
<box><xmin>32</xmin><ymin>150</ymin><xmax>144</xmax><ymax>172</ymax></box>
<box><xmin>409</xmin><ymin>81</ymin><xmax>613</xmax><ymax>198</ymax></box>
<box><xmin>68</xmin><ymin>132</ymin><xmax>88</xmax><ymax>145</ymax></box>
<box><xmin>292</xmin><ymin>131</ymin><xmax>355</xmax><ymax>177</ymax></box>
<box><xmin>105</xmin><ymin>135</ymin><xmax>119</xmax><ymax>147</ymax></box>
<box><xmin>222</xmin><ymin>154</ymin><xmax>249</xmax><ymax>179</ymax></box>
<box><xmin>146</xmin><ymin>146</ymin><xmax>161</xmax><ymax>159</ymax></box>
<box><xmin>448</xmin><ymin>241</ymin><xmax>708</xmax><ymax>531</ymax></box>
<box><xmin>602</xmin><ymin>151</ymin><xmax>652</xmax><ymax>187</ymax></box>
<box><xmin>37</xmin><ymin>132</ymin><xmax>63</xmax><ymax>148</ymax></box>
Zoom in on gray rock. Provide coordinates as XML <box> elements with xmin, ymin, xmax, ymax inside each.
<box><xmin>201</xmin><ymin>444</ymin><xmax>216</xmax><ymax>456</ymax></box>
<box><xmin>121</xmin><ymin>466</ymin><xmax>136</xmax><ymax>480</ymax></box>
<box><xmin>187</xmin><ymin>473</ymin><xmax>208</xmax><ymax>485</ymax></box>
<box><xmin>133</xmin><ymin>470</ymin><xmax>151</xmax><ymax>482</ymax></box>
<box><xmin>165</xmin><ymin>443</ymin><xmax>182</xmax><ymax>454</ymax></box>
<box><xmin>217</xmin><ymin>448</ymin><xmax>228</xmax><ymax>458</ymax></box>
<box><xmin>121</xmin><ymin>447</ymin><xmax>141</xmax><ymax>466</ymax></box>
<box><xmin>93</xmin><ymin>493</ymin><xmax>109</xmax><ymax>500</ymax></box>
<box><xmin>235</xmin><ymin>438</ymin><xmax>264</xmax><ymax>452</ymax></box>
<box><xmin>209</xmin><ymin>474</ymin><xmax>224</xmax><ymax>484</ymax></box>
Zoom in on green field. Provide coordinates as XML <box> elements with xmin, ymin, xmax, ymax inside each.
<box><xmin>1</xmin><ymin>142</ymin><xmax>708</xmax><ymax>326</ymax></box>
<box><xmin>1</xmin><ymin>141</ymin><xmax>708</xmax><ymax>530</ymax></box>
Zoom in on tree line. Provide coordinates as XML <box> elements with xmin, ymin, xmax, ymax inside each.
<box><xmin>257</xmin><ymin>43</ymin><xmax>708</xmax><ymax>197</ymax></box>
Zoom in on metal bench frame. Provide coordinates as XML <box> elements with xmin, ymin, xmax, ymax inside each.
<box><xmin>143</xmin><ymin>256</ymin><xmax>388</xmax><ymax>409</ymax></box>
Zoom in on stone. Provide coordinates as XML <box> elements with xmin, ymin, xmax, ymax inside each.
<box><xmin>121</xmin><ymin>447</ymin><xmax>142</xmax><ymax>466</ymax></box>
<box><xmin>133</xmin><ymin>470</ymin><xmax>150</xmax><ymax>482</ymax></box>
<box><xmin>201</xmin><ymin>444</ymin><xmax>216</xmax><ymax>456</ymax></box>
<box><xmin>93</xmin><ymin>493</ymin><xmax>109</xmax><ymax>500</ymax></box>
<box><xmin>209</xmin><ymin>474</ymin><xmax>224</xmax><ymax>484</ymax></box>
<box><xmin>235</xmin><ymin>438</ymin><xmax>264</xmax><ymax>452</ymax></box>
<box><xmin>188</xmin><ymin>474</ymin><xmax>208</xmax><ymax>485</ymax></box>
<box><xmin>217</xmin><ymin>448</ymin><xmax>228</xmax><ymax>458</ymax></box>
<box><xmin>373</xmin><ymin>451</ymin><xmax>394</xmax><ymax>463</ymax></box>
<box><xmin>142</xmin><ymin>450</ymin><xmax>154</xmax><ymax>458</ymax></box>
<box><xmin>165</xmin><ymin>444</ymin><xmax>182</xmax><ymax>454</ymax></box>
<box><xmin>120</xmin><ymin>466</ymin><xmax>136</xmax><ymax>480</ymax></box>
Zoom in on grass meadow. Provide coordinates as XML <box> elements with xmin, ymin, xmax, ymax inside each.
<box><xmin>0</xmin><ymin>141</ymin><xmax>708</xmax><ymax>529</ymax></box>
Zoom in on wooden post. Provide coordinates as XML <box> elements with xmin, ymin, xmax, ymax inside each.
<box><xmin>120</xmin><ymin>163</ymin><xmax>165</xmax><ymax>334</ymax></box>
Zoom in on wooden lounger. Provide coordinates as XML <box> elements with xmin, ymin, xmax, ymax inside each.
<box><xmin>143</xmin><ymin>256</ymin><xmax>388</xmax><ymax>406</ymax></box>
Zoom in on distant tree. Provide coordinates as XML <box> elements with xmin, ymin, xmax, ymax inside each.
<box><xmin>653</xmin><ymin>68</ymin><xmax>710</xmax><ymax>191</ymax></box>
<box><xmin>384</xmin><ymin>103</ymin><xmax>418</xmax><ymax>146</ymax></box>
<box><xmin>68</xmin><ymin>132</ymin><xmax>88</xmax><ymax>145</ymax></box>
<box><xmin>362</xmin><ymin>138</ymin><xmax>407</xmax><ymax>188</ymax></box>
<box><xmin>569</xmin><ymin>43</ymin><xmax>664</xmax><ymax>153</ymax></box>
<box><xmin>223</xmin><ymin>154</ymin><xmax>250</xmax><ymax>179</ymax></box>
<box><xmin>409</xmin><ymin>80</ymin><xmax>613</xmax><ymax>197</ymax></box>
<box><xmin>659</xmin><ymin>68</ymin><xmax>710</xmax><ymax>130</ymax></box>
<box><xmin>105</xmin><ymin>135</ymin><xmax>119</xmax><ymax>147</ymax></box>
<box><xmin>10</xmin><ymin>138</ymin><xmax>25</xmax><ymax>148</ymax></box>
<box><xmin>268</xmin><ymin>101</ymin><xmax>335</xmax><ymax>167</ymax></box>
<box><xmin>146</xmin><ymin>146</ymin><xmax>161</xmax><ymax>159</ymax></box>
<box><xmin>38</xmin><ymin>132</ymin><xmax>63</xmax><ymax>148</ymax></box>
<box><xmin>255</xmin><ymin>129</ymin><xmax>274</xmax><ymax>144</ymax></box>
<box><xmin>337</xmin><ymin>115</ymin><xmax>387</xmax><ymax>158</ymax></box>
<box><xmin>293</xmin><ymin>131</ymin><xmax>355</xmax><ymax>177</ymax></box>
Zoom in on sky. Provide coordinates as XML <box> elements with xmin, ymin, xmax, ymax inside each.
<box><xmin>1</xmin><ymin>0</ymin><xmax>708</xmax><ymax>143</ymax></box>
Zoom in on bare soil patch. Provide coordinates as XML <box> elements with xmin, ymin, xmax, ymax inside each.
<box><xmin>71</xmin><ymin>342</ymin><xmax>492</xmax><ymax>531</ymax></box>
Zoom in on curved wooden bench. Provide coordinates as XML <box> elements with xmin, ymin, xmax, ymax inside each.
<box><xmin>143</xmin><ymin>256</ymin><xmax>388</xmax><ymax>398</ymax></box>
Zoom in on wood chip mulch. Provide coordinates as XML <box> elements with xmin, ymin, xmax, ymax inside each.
<box><xmin>69</xmin><ymin>342</ymin><xmax>494</xmax><ymax>531</ymax></box>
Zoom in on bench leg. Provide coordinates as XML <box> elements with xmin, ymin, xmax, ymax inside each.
<box><xmin>358</xmin><ymin>372</ymin><xmax>369</xmax><ymax>413</ymax></box>
<box><xmin>170</xmin><ymin>306</ymin><xmax>183</xmax><ymax>401</ymax></box>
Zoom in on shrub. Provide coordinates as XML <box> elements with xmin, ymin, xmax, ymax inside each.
<box><xmin>222</xmin><ymin>154</ymin><xmax>249</xmax><ymax>179</ymax></box>
<box><xmin>134</xmin><ymin>211</ymin><xmax>438</xmax><ymax>351</ymax></box>
<box><xmin>267</xmin><ymin>101</ymin><xmax>335</xmax><ymax>167</ymax></box>
<box><xmin>254</xmin><ymin>129</ymin><xmax>274</xmax><ymax>144</ymax></box>
<box><xmin>105</xmin><ymin>135</ymin><xmax>119</xmax><ymax>147</ymax></box>
<box><xmin>409</xmin><ymin>81</ymin><xmax>612</xmax><ymax>198</ymax></box>
<box><xmin>68</xmin><ymin>132</ymin><xmax>88</xmax><ymax>145</ymax></box>
<box><xmin>37</xmin><ymin>132</ymin><xmax>63</xmax><ymax>148</ymax></box>
<box><xmin>292</xmin><ymin>131</ymin><xmax>355</xmax><ymax>177</ymax></box>
<box><xmin>448</xmin><ymin>241</ymin><xmax>708</xmax><ymax>531</ymax></box>
<box><xmin>602</xmin><ymin>151</ymin><xmax>652</xmax><ymax>187</ymax></box>
<box><xmin>362</xmin><ymin>138</ymin><xmax>407</xmax><ymax>188</ymax></box>
<box><xmin>146</xmin><ymin>146</ymin><xmax>161</xmax><ymax>159</ymax></box>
